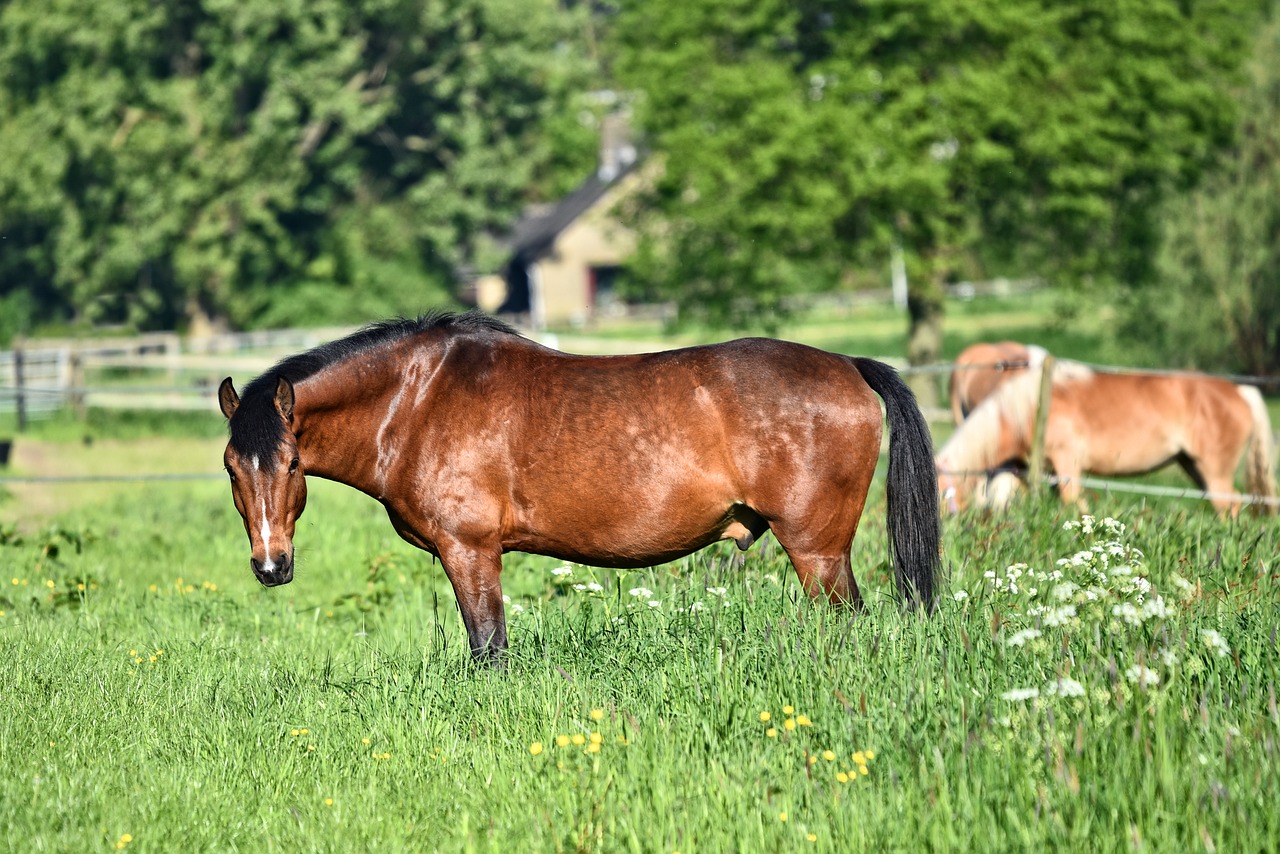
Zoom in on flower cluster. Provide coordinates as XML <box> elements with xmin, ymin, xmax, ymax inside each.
<box><xmin>528</xmin><ymin>707</ymin><xmax>631</xmax><ymax>769</ymax></box>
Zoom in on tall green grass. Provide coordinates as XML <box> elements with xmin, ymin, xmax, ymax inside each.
<box><xmin>1</xmin><ymin>477</ymin><xmax>1277</xmax><ymax>852</ymax></box>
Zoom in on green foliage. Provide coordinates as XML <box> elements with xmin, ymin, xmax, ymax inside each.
<box><xmin>1</xmin><ymin>479</ymin><xmax>1278</xmax><ymax>849</ymax></box>
<box><xmin>0</xmin><ymin>0</ymin><xmax>598</xmax><ymax>333</ymax></box>
<box><xmin>611</xmin><ymin>0</ymin><xmax>1259</xmax><ymax>328</ymax></box>
<box><xmin>1120</xmin><ymin>7</ymin><xmax>1280</xmax><ymax>375</ymax></box>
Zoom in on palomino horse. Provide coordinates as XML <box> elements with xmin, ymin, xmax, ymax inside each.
<box><xmin>218</xmin><ymin>312</ymin><xmax>941</xmax><ymax>665</ymax></box>
<box><xmin>936</xmin><ymin>360</ymin><xmax>1278</xmax><ymax>515</ymax></box>
<box><xmin>948</xmin><ymin>341</ymin><xmax>1046</xmax><ymax>424</ymax></box>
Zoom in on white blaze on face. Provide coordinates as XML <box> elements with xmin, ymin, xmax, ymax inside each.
<box><xmin>258</xmin><ymin>497</ymin><xmax>276</xmax><ymax>573</ymax></box>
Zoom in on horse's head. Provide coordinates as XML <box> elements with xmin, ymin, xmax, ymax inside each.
<box><xmin>218</xmin><ymin>376</ymin><xmax>308</xmax><ymax>587</ymax></box>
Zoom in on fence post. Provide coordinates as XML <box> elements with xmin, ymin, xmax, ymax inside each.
<box><xmin>1027</xmin><ymin>355</ymin><xmax>1055</xmax><ymax>489</ymax></box>
<box><xmin>13</xmin><ymin>340</ymin><xmax>27</xmax><ymax>433</ymax></box>
<box><xmin>70</xmin><ymin>351</ymin><xmax>87</xmax><ymax>420</ymax></box>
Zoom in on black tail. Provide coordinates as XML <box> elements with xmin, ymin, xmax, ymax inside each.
<box><xmin>853</xmin><ymin>358</ymin><xmax>941</xmax><ymax>611</ymax></box>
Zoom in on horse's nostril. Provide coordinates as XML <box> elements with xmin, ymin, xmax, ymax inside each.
<box><xmin>276</xmin><ymin>553</ymin><xmax>290</xmax><ymax>569</ymax></box>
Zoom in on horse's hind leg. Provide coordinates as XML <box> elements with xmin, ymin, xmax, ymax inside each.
<box><xmin>437</xmin><ymin>540</ymin><xmax>508</xmax><ymax>668</ymax></box>
<box><xmin>769</xmin><ymin>516</ymin><xmax>864</xmax><ymax>609</ymax></box>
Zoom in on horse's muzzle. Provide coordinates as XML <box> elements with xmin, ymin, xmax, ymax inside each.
<box><xmin>251</xmin><ymin>555</ymin><xmax>294</xmax><ymax>587</ymax></box>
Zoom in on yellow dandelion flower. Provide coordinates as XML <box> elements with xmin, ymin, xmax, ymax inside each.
<box><xmin>129</xmin><ymin>649</ymin><xmax>137</xmax><ymax>657</ymax></box>
<box><xmin>796</xmin><ymin>714</ymin><xmax>812</xmax><ymax>726</ymax></box>
<box><xmin>77</xmin><ymin>582</ymin><xmax>86</xmax><ymax>591</ymax></box>
<box><xmin>300</xmin><ymin>728</ymin><xmax>309</xmax><ymax>735</ymax></box>
<box><xmin>556</xmin><ymin>735</ymin><xmax>571</xmax><ymax>748</ymax></box>
<box><xmin>586</xmin><ymin>742</ymin><xmax>601</xmax><ymax>754</ymax></box>
<box><xmin>784</xmin><ymin>718</ymin><xmax>796</xmax><ymax>731</ymax></box>
<box><xmin>155</xmin><ymin>649</ymin><xmax>164</xmax><ymax>656</ymax></box>
<box><xmin>121</xmin><ymin>834</ymin><xmax>132</xmax><ymax>843</ymax></box>
<box><xmin>807</xmin><ymin>834</ymin><xmax>818</xmax><ymax>842</ymax></box>
<box><xmin>362</xmin><ymin>738</ymin><xmax>371</xmax><ymax>745</ymax></box>
<box><xmin>766</xmin><ymin>727</ymin><xmax>777</xmax><ymax>738</ymax></box>
<box><xmin>859</xmin><ymin>765</ymin><xmax>869</xmax><ymax>776</ymax></box>
<box><xmin>45</xmin><ymin>579</ymin><xmax>55</xmax><ymax>589</ymax></box>
<box><xmin>148</xmin><ymin>584</ymin><xmax>158</xmax><ymax>593</ymax></box>
<box><xmin>759</xmin><ymin>711</ymin><xmax>771</xmax><ymax>722</ymax></box>
<box><xmin>591</xmin><ymin>708</ymin><xmax>605</xmax><ymax>721</ymax></box>
<box><xmin>778</xmin><ymin>811</ymin><xmax>788</xmax><ymax>823</ymax></box>
<box><xmin>149</xmin><ymin>656</ymin><xmax>157</xmax><ymax>663</ymax></box>
<box><xmin>291</xmin><ymin>729</ymin><xmax>300</xmax><ymax>737</ymax></box>
<box><xmin>852</xmin><ymin>751</ymin><xmax>865</xmax><ymax>765</ymax></box>
<box><xmin>837</xmin><ymin>772</ymin><xmax>849</xmax><ymax>783</ymax></box>
<box><xmin>571</xmin><ymin>733</ymin><xmax>586</xmax><ymax>746</ymax></box>
<box><xmin>324</xmin><ymin>798</ymin><xmax>334</xmax><ymax>807</ymax></box>
<box><xmin>10</xmin><ymin>578</ymin><xmax>17</xmax><ymax>586</ymax></box>
<box><xmin>616</xmin><ymin>735</ymin><xmax>629</xmax><ymax>745</ymax></box>
<box><xmin>823</xmin><ymin>750</ymin><xmax>835</xmax><ymax>761</ymax></box>
<box><xmin>808</xmin><ymin>755</ymin><xmax>818</xmax><ymax>765</ymax></box>
<box><xmin>865</xmin><ymin>750</ymin><xmax>876</xmax><ymax>760</ymax></box>
<box><xmin>783</xmin><ymin>705</ymin><xmax>795</xmax><ymax>715</ymax></box>
<box><xmin>589</xmin><ymin>732</ymin><xmax>603</xmax><ymax>744</ymax></box>
<box><xmin>529</xmin><ymin>742</ymin><xmax>544</xmax><ymax>756</ymax></box>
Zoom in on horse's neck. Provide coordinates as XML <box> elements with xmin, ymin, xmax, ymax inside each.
<box><xmin>291</xmin><ymin>361</ymin><xmax>407</xmax><ymax>495</ymax></box>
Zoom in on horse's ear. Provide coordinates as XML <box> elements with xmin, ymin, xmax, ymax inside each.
<box><xmin>218</xmin><ymin>377</ymin><xmax>240</xmax><ymax>420</ymax></box>
<box><xmin>274</xmin><ymin>376</ymin><xmax>295</xmax><ymax>423</ymax></box>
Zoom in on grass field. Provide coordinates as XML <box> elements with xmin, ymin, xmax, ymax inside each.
<box><xmin>1</xmin><ymin>295</ymin><xmax>1278</xmax><ymax>851</ymax></box>
<box><xmin>1</xmin><ymin>478</ymin><xmax>1278</xmax><ymax>852</ymax></box>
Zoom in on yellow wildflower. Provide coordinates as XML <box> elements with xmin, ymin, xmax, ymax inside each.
<box><xmin>837</xmin><ymin>772</ymin><xmax>849</xmax><ymax>783</ymax></box>
<box><xmin>529</xmin><ymin>742</ymin><xmax>544</xmax><ymax>756</ymax></box>
<box><xmin>807</xmin><ymin>834</ymin><xmax>818</xmax><ymax>842</ymax></box>
<box><xmin>324</xmin><ymin>798</ymin><xmax>334</xmax><ymax>807</ymax></box>
<box><xmin>783</xmin><ymin>705</ymin><xmax>795</xmax><ymax>715</ymax></box>
<box><xmin>589</xmin><ymin>732</ymin><xmax>603</xmax><ymax>744</ymax></box>
<box><xmin>852</xmin><ymin>751</ymin><xmax>865</xmax><ymax>765</ymax></box>
<box><xmin>571</xmin><ymin>733</ymin><xmax>586</xmax><ymax>746</ymax></box>
<box><xmin>556</xmin><ymin>735</ymin><xmax>571</xmax><ymax>748</ymax></box>
<box><xmin>591</xmin><ymin>708</ymin><xmax>605</xmax><ymax>721</ymax></box>
<box><xmin>865</xmin><ymin>750</ymin><xmax>876</xmax><ymax>760</ymax></box>
<box><xmin>586</xmin><ymin>742</ymin><xmax>601</xmax><ymax>754</ymax></box>
<box><xmin>759</xmin><ymin>711</ymin><xmax>771</xmax><ymax>722</ymax></box>
<box><xmin>766</xmin><ymin>728</ymin><xmax>777</xmax><ymax>738</ymax></box>
<box><xmin>796</xmin><ymin>714</ymin><xmax>812</xmax><ymax>727</ymax></box>
<box><xmin>784</xmin><ymin>718</ymin><xmax>796</xmax><ymax>731</ymax></box>
<box><xmin>822</xmin><ymin>750</ymin><xmax>835</xmax><ymax>761</ymax></box>
<box><xmin>778</xmin><ymin>812</ymin><xmax>788</xmax><ymax>823</ymax></box>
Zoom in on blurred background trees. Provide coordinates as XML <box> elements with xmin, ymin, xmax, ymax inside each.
<box><xmin>0</xmin><ymin>0</ymin><xmax>599</xmax><ymax>335</ymax></box>
<box><xmin>1</xmin><ymin>0</ymin><xmax>1277</xmax><ymax>378</ymax></box>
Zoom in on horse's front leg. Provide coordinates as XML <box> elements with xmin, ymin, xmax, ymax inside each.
<box><xmin>437</xmin><ymin>538</ymin><xmax>508</xmax><ymax>669</ymax></box>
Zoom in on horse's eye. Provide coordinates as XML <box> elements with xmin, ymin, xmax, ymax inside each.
<box><xmin>225</xmin><ymin>465</ymin><xmax>236</xmax><ymax>482</ymax></box>
<box><xmin>289</xmin><ymin>457</ymin><xmax>300</xmax><ymax>474</ymax></box>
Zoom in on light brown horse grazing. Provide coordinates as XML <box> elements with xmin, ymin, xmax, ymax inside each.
<box><xmin>218</xmin><ymin>312</ymin><xmax>941</xmax><ymax>665</ymax></box>
<box><xmin>948</xmin><ymin>341</ymin><xmax>1046</xmax><ymax>424</ymax></box>
<box><xmin>936</xmin><ymin>360</ymin><xmax>1278</xmax><ymax>516</ymax></box>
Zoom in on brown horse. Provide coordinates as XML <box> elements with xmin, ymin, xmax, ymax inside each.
<box><xmin>948</xmin><ymin>341</ymin><xmax>1046</xmax><ymax>424</ymax></box>
<box><xmin>936</xmin><ymin>360</ymin><xmax>1278</xmax><ymax>515</ymax></box>
<box><xmin>218</xmin><ymin>312</ymin><xmax>941</xmax><ymax>665</ymax></box>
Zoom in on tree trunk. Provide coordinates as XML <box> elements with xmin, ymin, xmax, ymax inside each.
<box><xmin>906</xmin><ymin>288</ymin><xmax>944</xmax><ymax>410</ymax></box>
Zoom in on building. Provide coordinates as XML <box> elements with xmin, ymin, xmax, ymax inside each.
<box><xmin>474</xmin><ymin>113</ymin><xmax>642</xmax><ymax>329</ymax></box>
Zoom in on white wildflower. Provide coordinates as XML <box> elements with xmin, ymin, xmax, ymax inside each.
<box><xmin>1042</xmin><ymin>604</ymin><xmax>1077</xmax><ymax>627</ymax></box>
<box><xmin>1005</xmin><ymin>628</ymin><xmax>1042</xmax><ymax>648</ymax></box>
<box><xmin>1201</xmin><ymin>629</ymin><xmax>1231</xmax><ymax>658</ymax></box>
<box><xmin>551</xmin><ymin>566</ymin><xmax>574</xmax><ymax>578</ymax></box>
<box><xmin>1001</xmin><ymin>687</ymin><xmax>1040</xmax><ymax>702</ymax></box>
<box><xmin>952</xmin><ymin>590</ymin><xmax>969</xmax><ymax>602</ymax></box>
<box><xmin>647</xmin><ymin>600</ymin><xmax>661</xmax><ymax>609</ymax></box>
<box><xmin>705</xmin><ymin>586</ymin><xmax>728</xmax><ymax>597</ymax></box>
<box><xmin>1048</xmin><ymin>677</ymin><xmax>1086</xmax><ymax>698</ymax></box>
<box><xmin>1126</xmin><ymin>665</ymin><xmax>1160</xmax><ymax>690</ymax></box>
<box><xmin>628</xmin><ymin>587</ymin><xmax>653</xmax><ymax>599</ymax></box>
<box><xmin>689</xmin><ymin>601</ymin><xmax>706</xmax><ymax>613</ymax></box>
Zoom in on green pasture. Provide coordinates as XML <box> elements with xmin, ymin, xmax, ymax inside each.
<box><xmin>1</xmin><ymin>476</ymin><xmax>1278</xmax><ymax>852</ymax></box>
<box><xmin>1</xmin><ymin>294</ymin><xmax>1278</xmax><ymax>851</ymax></box>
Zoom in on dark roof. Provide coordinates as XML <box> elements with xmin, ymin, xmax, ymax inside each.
<box><xmin>508</xmin><ymin>164</ymin><xmax>636</xmax><ymax>263</ymax></box>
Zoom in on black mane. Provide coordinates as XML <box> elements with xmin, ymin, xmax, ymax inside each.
<box><xmin>227</xmin><ymin>310</ymin><xmax>519</xmax><ymax>457</ymax></box>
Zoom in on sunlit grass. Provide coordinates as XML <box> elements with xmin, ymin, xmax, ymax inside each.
<box><xmin>1</xmin><ymin>476</ymin><xmax>1277</xmax><ymax>850</ymax></box>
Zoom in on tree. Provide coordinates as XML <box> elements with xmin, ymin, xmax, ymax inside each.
<box><xmin>611</xmin><ymin>0</ymin><xmax>1257</xmax><ymax>399</ymax></box>
<box><xmin>0</xmin><ymin>0</ymin><xmax>597</xmax><ymax>336</ymax></box>
<box><xmin>1121</xmin><ymin>7</ymin><xmax>1280</xmax><ymax>376</ymax></box>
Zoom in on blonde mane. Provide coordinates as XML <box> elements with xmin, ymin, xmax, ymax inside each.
<box><xmin>936</xmin><ymin>357</ymin><xmax>1093</xmax><ymax>477</ymax></box>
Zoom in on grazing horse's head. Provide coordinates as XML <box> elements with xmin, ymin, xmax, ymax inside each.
<box><xmin>218</xmin><ymin>376</ymin><xmax>307</xmax><ymax>587</ymax></box>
